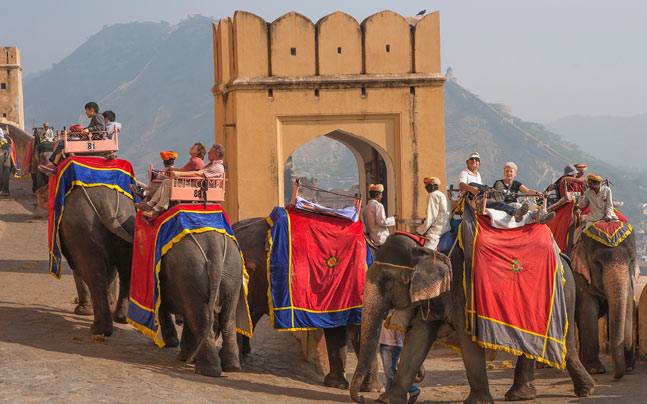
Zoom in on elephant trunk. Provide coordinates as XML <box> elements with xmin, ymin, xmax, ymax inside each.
<box><xmin>350</xmin><ymin>277</ymin><xmax>388</xmax><ymax>403</ymax></box>
<box><xmin>603</xmin><ymin>261</ymin><xmax>631</xmax><ymax>379</ymax></box>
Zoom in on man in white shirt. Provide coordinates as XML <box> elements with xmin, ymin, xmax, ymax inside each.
<box><xmin>419</xmin><ymin>177</ymin><xmax>450</xmax><ymax>250</ymax></box>
<box><xmin>458</xmin><ymin>152</ymin><xmax>483</xmax><ymax>195</ymax></box>
<box><xmin>579</xmin><ymin>174</ymin><xmax>617</xmax><ymax>226</ymax></box>
<box><xmin>458</xmin><ymin>152</ymin><xmax>528</xmax><ymax>221</ymax></box>
<box><xmin>363</xmin><ymin>183</ymin><xmax>396</xmax><ymax>246</ymax></box>
<box><xmin>39</xmin><ymin>122</ymin><xmax>55</xmax><ymax>143</ymax></box>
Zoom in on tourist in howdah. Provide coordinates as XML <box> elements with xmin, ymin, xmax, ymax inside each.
<box><xmin>139</xmin><ymin>143</ymin><xmax>224</xmax><ymax>220</ymax></box>
<box><xmin>492</xmin><ymin>161</ymin><xmax>553</xmax><ymax>224</ymax></box>
<box><xmin>102</xmin><ymin>110</ymin><xmax>121</xmax><ymax>139</ymax></box>
<box><xmin>39</xmin><ymin>122</ymin><xmax>55</xmax><ymax>143</ymax></box>
<box><xmin>178</xmin><ymin>142</ymin><xmax>206</xmax><ymax>171</ymax></box>
<box><xmin>376</xmin><ymin>315</ymin><xmax>420</xmax><ymax>404</ymax></box>
<box><xmin>419</xmin><ymin>176</ymin><xmax>450</xmax><ymax>250</ymax></box>
<box><xmin>363</xmin><ymin>183</ymin><xmax>396</xmax><ymax>246</ymax></box>
<box><xmin>40</xmin><ymin>101</ymin><xmax>107</xmax><ymax>174</ymax></box>
<box><xmin>458</xmin><ymin>152</ymin><xmax>528</xmax><ymax>221</ymax></box>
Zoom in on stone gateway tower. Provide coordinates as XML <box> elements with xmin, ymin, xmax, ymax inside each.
<box><xmin>213</xmin><ymin>10</ymin><xmax>446</xmax><ymax>227</ymax></box>
<box><xmin>0</xmin><ymin>47</ymin><xmax>24</xmax><ymax>130</ymax></box>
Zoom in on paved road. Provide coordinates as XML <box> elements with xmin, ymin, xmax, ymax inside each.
<box><xmin>1</xmin><ymin>179</ymin><xmax>646</xmax><ymax>403</ymax></box>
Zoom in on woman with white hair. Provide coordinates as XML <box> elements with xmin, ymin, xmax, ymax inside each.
<box><xmin>493</xmin><ymin>162</ymin><xmax>543</xmax><ymax>202</ymax></box>
<box><xmin>489</xmin><ymin>161</ymin><xmax>554</xmax><ymax>225</ymax></box>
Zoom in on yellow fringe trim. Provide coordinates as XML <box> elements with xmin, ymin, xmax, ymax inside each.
<box><xmin>583</xmin><ymin>223</ymin><xmax>633</xmax><ymax>248</ymax></box>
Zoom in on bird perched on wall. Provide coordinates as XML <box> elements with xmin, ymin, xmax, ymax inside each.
<box><xmin>417</xmin><ymin>10</ymin><xmax>427</xmax><ymax>16</ymax></box>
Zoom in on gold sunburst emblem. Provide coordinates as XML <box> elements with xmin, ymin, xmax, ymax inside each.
<box><xmin>326</xmin><ymin>256</ymin><xmax>338</xmax><ymax>269</ymax></box>
<box><xmin>510</xmin><ymin>259</ymin><xmax>523</xmax><ymax>273</ymax></box>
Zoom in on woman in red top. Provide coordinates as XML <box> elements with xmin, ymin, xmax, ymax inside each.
<box><xmin>177</xmin><ymin>142</ymin><xmax>206</xmax><ymax>171</ymax></box>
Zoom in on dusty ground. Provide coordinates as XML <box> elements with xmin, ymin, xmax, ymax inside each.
<box><xmin>1</xmin><ymin>178</ymin><xmax>646</xmax><ymax>403</ymax></box>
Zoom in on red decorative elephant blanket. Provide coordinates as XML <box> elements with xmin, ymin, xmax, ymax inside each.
<box><xmin>461</xmin><ymin>212</ymin><xmax>568</xmax><ymax>369</ymax></box>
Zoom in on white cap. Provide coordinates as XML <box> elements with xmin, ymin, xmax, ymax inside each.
<box><xmin>468</xmin><ymin>152</ymin><xmax>480</xmax><ymax>160</ymax></box>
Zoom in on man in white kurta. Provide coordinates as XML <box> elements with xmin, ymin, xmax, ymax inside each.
<box><xmin>579</xmin><ymin>174</ymin><xmax>617</xmax><ymax>227</ymax></box>
<box><xmin>363</xmin><ymin>184</ymin><xmax>395</xmax><ymax>246</ymax></box>
<box><xmin>420</xmin><ymin>177</ymin><xmax>450</xmax><ymax>250</ymax></box>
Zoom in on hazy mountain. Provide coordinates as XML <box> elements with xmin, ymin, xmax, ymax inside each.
<box><xmin>547</xmin><ymin>114</ymin><xmax>647</xmax><ymax>170</ymax></box>
<box><xmin>23</xmin><ymin>16</ymin><xmax>213</xmax><ymax>174</ymax></box>
<box><xmin>22</xmin><ymin>15</ymin><xmax>646</xmax><ymax>221</ymax></box>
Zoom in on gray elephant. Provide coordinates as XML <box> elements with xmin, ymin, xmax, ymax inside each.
<box><xmin>573</xmin><ymin>230</ymin><xmax>637</xmax><ymax>379</ymax></box>
<box><xmin>233</xmin><ymin>218</ymin><xmax>382</xmax><ymax>391</ymax></box>
<box><xmin>156</xmin><ymin>231</ymin><xmax>244</xmax><ymax>377</ymax></box>
<box><xmin>350</xmin><ymin>233</ymin><xmax>595</xmax><ymax>404</ymax></box>
<box><xmin>59</xmin><ymin>186</ymin><xmax>135</xmax><ymax>336</ymax></box>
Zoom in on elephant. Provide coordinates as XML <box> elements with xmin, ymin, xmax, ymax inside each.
<box><xmin>59</xmin><ymin>186</ymin><xmax>135</xmax><ymax>336</ymax></box>
<box><xmin>157</xmin><ymin>230</ymin><xmax>244</xmax><ymax>377</ymax></box>
<box><xmin>572</xmin><ymin>231</ymin><xmax>637</xmax><ymax>379</ymax></box>
<box><xmin>350</xmin><ymin>232</ymin><xmax>595</xmax><ymax>404</ymax></box>
<box><xmin>232</xmin><ymin>217</ymin><xmax>382</xmax><ymax>391</ymax></box>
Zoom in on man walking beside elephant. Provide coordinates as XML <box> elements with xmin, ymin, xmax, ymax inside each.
<box><xmin>419</xmin><ymin>176</ymin><xmax>450</xmax><ymax>250</ymax></box>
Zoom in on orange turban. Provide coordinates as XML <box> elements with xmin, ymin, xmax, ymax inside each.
<box><xmin>423</xmin><ymin>177</ymin><xmax>441</xmax><ymax>186</ymax></box>
<box><xmin>587</xmin><ymin>173</ymin><xmax>603</xmax><ymax>183</ymax></box>
<box><xmin>369</xmin><ymin>184</ymin><xmax>384</xmax><ymax>192</ymax></box>
<box><xmin>160</xmin><ymin>151</ymin><xmax>178</xmax><ymax>161</ymax></box>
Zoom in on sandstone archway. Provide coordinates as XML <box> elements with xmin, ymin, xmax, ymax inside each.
<box><xmin>213</xmin><ymin>10</ymin><xmax>445</xmax><ymax>228</ymax></box>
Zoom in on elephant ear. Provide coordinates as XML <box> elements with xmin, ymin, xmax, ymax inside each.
<box><xmin>409</xmin><ymin>247</ymin><xmax>452</xmax><ymax>304</ymax></box>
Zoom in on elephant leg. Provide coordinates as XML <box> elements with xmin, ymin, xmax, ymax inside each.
<box><xmin>113</xmin><ymin>242</ymin><xmax>132</xmax><ymax>323</ymax></box>
<box><xmin>83</xmin><ymin>266</ymin><xmax>113</xmax><ymax>336</ymax></box>
<box><xmin>217</xmin><ymin>291</ymin><xmax>242</xmax><ymax>372</ymax></box>
<box><xmin>178</xmin><ymin>324</ymin><xmax>196</xmax><ymax>362</ymax></box>
<box><xmin>349</xmin><ymin>325</ymin><xmax>382</xmax><ymax>392</ymax></box>
<box><xmin>625</xmin><ymin>297</ymin><xmax>636</xmax><ymax>372</ymax></box>
<box><xmin>72</xmin><ymin>270</ymin><xmax>93</xmax><ymax>316</ymax></box>
<box><xmin>575</xmin><ymin>282</ymin><xmax>605</xmax><ymax>374</ymax></box>
<box><xmin>563</xmin><ymin>271</ymin><xmax>595</xmax><ymax>397</ymax></box>
<box><xmin>456</xmin><ymin>327</ymin><xmax>494</xmax><ymax>403</ymax></box>
<box><xmin>240</xmin><ymin>312</ymin><xmax>263</xmax><ymax>356</ymax></box>
<box><xmin>388</xmin><ymin>318</ymin><xmax>440</xmax><ymax>404</ymax></box>
<box><xmin>159</xmin><ymin>303</ymin><xmax>179</xmax><ymax>348</ymax></box>
<box><xmin>323</xmin><ymin>326</ymin><xmax>349</xmax><ymax>389</ymax></box>
<box><xmin>504</xmin><ymin>357</ymin><xmax>536</xmax><ymax>401</ymax></box>
<box><xmin>183</xmin><ymin>306</ymin><xmax>221</xmax><ymax>377</ymax></box>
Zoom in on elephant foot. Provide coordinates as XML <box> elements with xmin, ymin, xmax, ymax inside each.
<box><xmin>504</xmin><ymin>383</ymin><xmax>536</xmax><ymax>401</ymax></box>
<box><xmin>574</xmin><ymin>382</ymin><xmax>595</xmax><ymax>397</ymax></box>
<box><xmin>359</xmin><ymin>378</ymin><xmax>383</xmax><ymax>393</ymax></box>
<box><xmin>584</xmin><ymin>361</ymin><xmax>606</xmax><ymax>375</ymax></box>
<box><xmin>112</xmin><ymin>313</ymin><xmax>128</xmax><ymax>324</ymax></box>
<box><xmin>463</xmin><ymin>391</ymin><xmax>494</xmax><ymax>404</ymax></box>
<box><xmin>74</xmin><ymin>304</ymin><xmax>93</xmax><ymax>316</ymax></box>
<box><xmin>164</xmin><ymin>336</ymin><xmax>179</xmax><ymax>348</ymax></box>
<box><xmin>195</xmin><ymin>363</ymin><xmax>222</xmax><ymax>378</ymax></box>
<box><xmin>323</xmin><ymin>372</ymin><xmax>349</xmax><ymax>389</ymax></box>
<box><xmin>220</xmin><ymin>350</ymin><xmax>241</xmax><ymax>372</ymax></box>
<box><xmin>177</xmin><ymin>350</ymin><xmax>189</xmax><ymax>362</ymax></box>
<box><xmin>90</xmin><ymin>321</ymin><xmax>113</xmax><ymax>337</ymax></box>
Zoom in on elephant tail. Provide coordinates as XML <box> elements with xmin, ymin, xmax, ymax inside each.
<box><xmin>186</xmin><ymin>233</ymin><xmax>225</xmax><ymax>364</ymax></box>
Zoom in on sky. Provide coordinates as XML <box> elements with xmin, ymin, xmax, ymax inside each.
<box><xmin>2</xmin><ymin>0</ymin><xmax>647</xmax><ymax>123</ymax></box>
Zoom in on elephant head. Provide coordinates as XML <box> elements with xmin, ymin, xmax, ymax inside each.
<box><xmin>350</xmin><ymin>235</ymin><xmax>451</xmax><ymax>403</ymax></box>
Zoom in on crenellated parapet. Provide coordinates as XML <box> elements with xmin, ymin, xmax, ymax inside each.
<box><xmin>213</xmin><ymin>10</ymin><xmax>443</xmax><ymax>93</ymax></box>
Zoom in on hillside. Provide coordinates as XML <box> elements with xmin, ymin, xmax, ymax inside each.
<box><xmin>22</xmin><ymin>16</ymin><xmax>644</xmax><ymax>221</ymax></box>
<box><xmin>547</xmin><ymin>113</ymin><xmax>647</xmax><ymax>170</ymax></box>
<box><xmin>23</xmin><ymin>16</ymin><xmax>213</xmax><ymax>174</ymax></box>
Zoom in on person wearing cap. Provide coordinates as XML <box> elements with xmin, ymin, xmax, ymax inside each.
<box><xmin>363</xmin><ymin>184</ymin><xmax>396</xmax><ymax>246</ymax></box>
<box><xmin>579</xmin><ymin>173</ymin><xmax>617</xmax><ymax>225</ymax></box>
<box><xmin>419</xmin><ymin>177</ymin><xmax>450</xmax><ymax>250</ymax></box>
<box><xmin>458</xmin><ymin>152</ymin><xmax>483</xmax><ymax>195</ymax></box>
